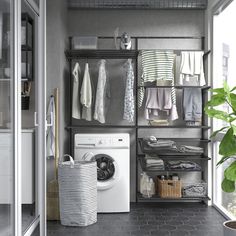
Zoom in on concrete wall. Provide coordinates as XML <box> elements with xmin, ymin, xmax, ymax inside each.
<box><xmin>46</xmin><ymin>0</ymin><xmax>68</xmax><ymax>181</ymax></box>
<box><xmin>67</xmin><ymin>9</ymin><xmax>205</xmax><ymax>202</ymax></box>
<box><xmin>68</xmin><ymin>9</ymin><xmax>204</xmax><ymax>37</ymax></box>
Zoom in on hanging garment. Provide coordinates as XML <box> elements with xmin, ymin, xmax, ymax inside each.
<box><xmin>123</xmin><ymin>59</ymin><xmax>135</xmax><ymax>123</ymax></box>
<box><xmin>145</xmin><ymin>88</ymin><xmax>178</xmax><ymax>121</ymax></box>
<box><xmin>81</xmin><ymin>63</ymin><xmax>92</xmax><ymax>121</ymax></box>
<box><xmin>72</xmin><ymin>62</ymin><xmax>81</xmax><ymax>119</ymax></box>
<box><xmin>46</xmin><ymin>96</ymin><xmax>55</xmax><ymax>158</ymax></box>
<box><xmin>94</xmin><ymin>60</ymin><xmax>110</xmax><ymax>123</ymax></box>
<box><xmin>139</xmin><ymin>50</ymin><xmax>177</xmax><ymax>108</ymax></box>
<box><xmin>183</xmin><ymin>88</ymin><xmax>202</xmax><ymax>123</ymax></box>
<box><xmin>179</xmin><ymin>51</ymin><xmax>206</xmax><ymax>86</ymax></box>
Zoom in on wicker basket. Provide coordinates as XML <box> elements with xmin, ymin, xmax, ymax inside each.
<box><xmin>157</xmin><ymin>177</ymin><xmax>182</xmax><ymax>198</ymax></box>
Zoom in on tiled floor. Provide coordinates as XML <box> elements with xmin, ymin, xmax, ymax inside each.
<box><xmin>40</xmin><ymin>203</ymin><xmax>226</xmax><ymax>236</ymax></box>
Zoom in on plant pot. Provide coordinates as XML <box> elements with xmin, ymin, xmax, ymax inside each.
<box><xmin>223</xmin><ymin>220</ymin><xmax>236</xmax><ymax>236</ymax></box>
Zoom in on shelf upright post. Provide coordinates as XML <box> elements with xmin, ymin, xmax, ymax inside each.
<box><xmin>135</xmin><ymin>37</ymin><xmax>139</xmax><ymax>203</ymax></box>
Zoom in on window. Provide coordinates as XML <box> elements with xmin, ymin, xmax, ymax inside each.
<box><xmin>213</xmin><ymin>0</ymin><xmax>236</xmax><ymax>219</ymax></box>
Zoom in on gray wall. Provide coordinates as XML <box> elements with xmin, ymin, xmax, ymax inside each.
<box><xmin>46</xmin><ymin>0</ymin><xmax>68</xmax><ymax>181</ymax></box>
<box><xmin>67</xmin><ymin>9</ymin><xmax>205</xmax><ymax>202</ymax></box>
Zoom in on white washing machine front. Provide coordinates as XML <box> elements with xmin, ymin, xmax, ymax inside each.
<box><xmin>74</xmin><ymin>133</ymin><xmax>130</xmax><ymax>213</ymax></box>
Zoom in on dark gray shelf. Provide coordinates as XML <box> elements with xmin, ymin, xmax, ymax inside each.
<box><xmin>138</xmin><ymin>158</ymin><xmax>203</xmax><ymax>173</ymax></box>
<box><xmin>138</xmin><ymin>154</ymin><xmax>211</xmax><ymax>160</ymax></box>
<box><xmin>65</xmin><ymin>49</ymin><xmax>139</xmax><ymax>59</ymax></box>
<box><xmin>138</xmin><ymin>125</ymin><xmax>211</xmax><ymax>129</ymax></box>
<box><xmin>66</xmin><ymin>125</ymin><xmax>136</xmax><ymax>129</ymax></box>
<box><xmin>138</xmin><ymin>85</ymin><xmax>211</xmax><ymax>90</ymax></box>
<box><xmin>138</xmin><ymin>138</ymin><xmax>210</xmax><ymax>142</ymax></box>
<box><xmin>137</xmin><ymin>193</ymin><xmax>210</xmax><ymax>202</ymax></box>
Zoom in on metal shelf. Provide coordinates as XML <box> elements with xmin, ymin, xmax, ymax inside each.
<box><xmin>0</xmin><ymin>78</ymin><xmax>30</xmax><ymax>82</ymax></box>
<box><xmin>138</xmin><ymin>158</ymin><xmax>203</xmax><ymax>173</ymax></box>
<box><xmin>138</xmin><ymin>125</ymin><xmax>211</xmax><ymax>129</ymax></box>
<box><xmin>138</xmin><ymin>138</ymin><xmax>211</xmax><ymax>143</ymax></box>
<box><xmin>65</xmin><ymin>49</ymin><xmax>139</xmax><ymax>60</ymax></box>
<box><xmin>138</xmin><ymin>154</ymin><xmax>211</xmax><ymax>160</ymax></box>
<box><xmin>66</xmin><ymin>125</ymin><xmax>136</xmax><ymax>129</ymax></box>
<box><xmin>138</xmin><ymin>85</ymin><xmax>211</xmax><ymax>90</ymax></box>
<box><xmin>137</xmin><ymin>193</ymin><xmax>210</xmax><ymax>202</ymax></box>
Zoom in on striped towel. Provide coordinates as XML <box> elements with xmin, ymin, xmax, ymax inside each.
<box><xmin>138</xmin><ymin>50</ymin><xmax>177</xmax><ymax>108</ymax></box>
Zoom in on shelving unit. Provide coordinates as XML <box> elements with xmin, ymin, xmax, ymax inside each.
<box><xmin>137</xmin><ymin>193</ymin><xmax>210</xmax><ymax>202</ymax></box>
<box><xmin>0</xmin><ymin>12</ymin><xmax>34</xmax><ymax>82</ymax></box>
<box><xmin>65</xmin><ymin>36</ymin><xmax>211</xmax><ymax>203</ymax></box>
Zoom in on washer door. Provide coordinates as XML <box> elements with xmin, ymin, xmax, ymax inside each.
<box><xmin>93</xmin><ymin>154</ymin><xmax>120</xmax><ymax>191</ymax></box>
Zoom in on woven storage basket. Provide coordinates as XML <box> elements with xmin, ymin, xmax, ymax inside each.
<box><xmin>58</xmin><ymin>155</ymin><xmax>97</xmax><ymax>226</ymax></box>
<box><xmin>157</xmin><ymin>177</ymin><xmax>182</xmax><ymax>198</ymax></box>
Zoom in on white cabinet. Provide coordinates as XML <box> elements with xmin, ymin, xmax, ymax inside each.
<box><xmin>0</xmin><ymin>129</ymin><xmax>35</xmax><ymax>204</ymax></box>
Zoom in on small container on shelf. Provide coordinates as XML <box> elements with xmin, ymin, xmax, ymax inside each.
<box><xmin>182</xmin><ymin>182</ymin><xmax>207</xmax><ymax>197</ymax></box>
<box><xmin>156</xmin><ymin>177</ymin><xmax>182</xmax><ymax>198</ymax></box>
<box><xmin>72</xmin><ymin>36</ymin><xmax>98</xmax><ymax>49</ymax></box>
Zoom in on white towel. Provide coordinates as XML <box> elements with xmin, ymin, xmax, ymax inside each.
<box><xmin>72</xmin><ymin>62</ymin><xmax>81</xmax><ymax>119</ymax></box>
<box><xmin>46</xmin><ymin>96</ymin><xmax>55</xmax><ymax>158</ymax></box>
<box><xmin>81</xmin><ymin>63</ymin><xmax>92</xmax><ymax>121</ymax></box>
<box><xmin>179</xmin><ymin>51</ymin><xmax>205</xmax><ymax>86</ymax></box>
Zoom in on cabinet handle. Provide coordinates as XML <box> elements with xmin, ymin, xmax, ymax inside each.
<box><xmin>34</xmin><ymin>112</ymin><xmax>38</xmax><ymax>127</ymax></box>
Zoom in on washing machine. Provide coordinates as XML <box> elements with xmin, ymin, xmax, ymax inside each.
<box><xmin>74</xmin><ymin>133</ymin><xmax>130</xmax><ymax>213</ymax></box>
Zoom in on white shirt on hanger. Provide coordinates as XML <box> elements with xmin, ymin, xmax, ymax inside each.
<box><xmin>72</xmin><ymin>62</ymin><xmax>81</xmax><ymax>119</ymax></box>
<box><xmin>94</xmin><ymin>59</ymin><xmax>109</xmax><ymax>124</ymax></box>
<box><xmin>81</xmin><ymin>63</ymin><xmax>92</xmax><ymax>121</ymax></box>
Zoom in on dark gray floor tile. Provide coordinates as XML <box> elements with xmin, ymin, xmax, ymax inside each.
<box><xmin>170</xmin><ymin>231</ymin><xmax>190</xmax><ymax>236</ymax></box>
<box><xmin>150</xmin><ymin>230</ymin><xmax>170</xmax><ymax>235</ymax></box>
<box><xmin>159</xmin><ymin>224</ymin><xmax>177</xmax><ymax>231</ymax></box>
<box><xmin>45</xmin><ymin>203</ymin><xmax>225</xmax><ymax>236</ymax></box>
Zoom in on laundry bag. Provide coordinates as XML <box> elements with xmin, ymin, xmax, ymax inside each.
<box><xmin>58</xmin><ymin>154</ymin><xmax>97</xmax><ymax>226</ymax></box>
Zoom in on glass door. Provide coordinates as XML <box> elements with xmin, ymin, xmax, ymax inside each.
<box><xmin>0</xmin><ymin>0</ymin><xmax>46</xmax><ymax>235</ymax></box>
<box><xmin>212</xmin><ymin>0</ymin><xmax>236</xmax><ymax>219</ymax></box>
<box><xmin>0</xmin><ymin>0</ymin><xmax>15</xmax><ymax>235</ymax></box>
<box><xmin>21</xmin><ymin>0</ymin><xmax>39</xmax><ymax>234</ymax></box>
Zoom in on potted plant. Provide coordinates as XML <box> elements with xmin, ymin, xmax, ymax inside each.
<box><xmin>205</xmin><ymin>81</ymin><xmax>236</xmax><ymax>236</ymax></box>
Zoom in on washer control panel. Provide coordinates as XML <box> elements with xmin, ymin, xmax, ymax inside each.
<box><xmin>75</xmin><ymin>134</ymin><xmax>130</xmax><ymax>148</ymax></box>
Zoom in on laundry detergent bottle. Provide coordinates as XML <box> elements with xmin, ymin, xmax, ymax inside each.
<box><xmin>140</xmin><ymin>172</ymin><xmax>149</xmax><ymax>196</ymax></box>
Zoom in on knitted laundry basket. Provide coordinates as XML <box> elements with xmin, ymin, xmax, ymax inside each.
<box><xmin>58</xmin><ymin>154</ymin><xmax>97</xmax><ymax>226</ymax></box>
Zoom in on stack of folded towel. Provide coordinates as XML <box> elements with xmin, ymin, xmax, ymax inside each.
<box><xmin>166</xmin><ymin>160</ymin><xmax>201</xmax><ymax>170</ymax></box>
<box><xmin>142</xmin><ymin>136</ymin><xmax>204</xmax><ymax>154</ymax></box>
<box><xmin>178</xmin><ymin>145</ymin><xmax>204</xmax><ymax>154</ymax></box>
<box><xmin>145</xmin><ymin>154</ymin><xmax>164</xmax><ymax>170</ymax></box>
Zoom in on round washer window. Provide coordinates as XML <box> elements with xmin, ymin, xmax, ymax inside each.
<box><xmin>94</xmin><ymin>154</ymin><xmax>115</xmax><ymax>181</ymax></box>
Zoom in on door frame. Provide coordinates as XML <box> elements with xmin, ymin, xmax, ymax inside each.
<box><xmin>38</xmin><ymin>0</ymin><xmax>47</xmax><ymax>235</ymax></box>
<box><xmin>11</xmin><ymin>0</ymin><xmax>46</xmax><ymax>235</ymax></box>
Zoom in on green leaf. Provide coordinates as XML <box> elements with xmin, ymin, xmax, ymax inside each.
<box><xmin>210</xmin><ymin>126</ymin><xmax>229</xmax><ymax>138</ymax></box>
<box><xmin>232</xmin><ymin>124</ymin><xmax>236</xmax><ymax>136</ymax></box>
<box><xmin>211</xmin><ymin>88</ymin><xmax>225</xmax><ymax>94</ymax></box>
<box><xmin>219</xmin><ymin>128</ymin><xmax>236</xmax><ymax>156</ymax></box>
<box><xmin>206</xmin><ymin>94</ymin><xmax>226</xmax><ymax>107</ymax></box>
<box><xmin>224</xmin><ymin>81</ymin><xmax>232</xmax><ymax>104</ymax></box>
<box><xmin>205</xmin><ymin>108</ymin><xmax>230</xmax><ymax>122</ymax></box>
<box><xmin>230</xmin><ymin>86</ymin><xmax>236</xmax><ymax>92</ymax></box>
<box><xmin>229</xmin><ymin>117</ymin><xmax>236</xmax><ymax>123</ymax></box>
<box><xmin>221</xmin><ymin>177</ymin><xmax>235</xmax><ymax>193</ymax></box>
<box><xmin>217</xmin><ymin>156</ymin><xmax>231</xmax><ymax>166</ymax></box>
<box><xmin>224</xmin><ymin>161</ymin><xmax>236</xmax><ymax>182</ymax></box>
<box><xmin>224</xmin><ymin>81</ymin><xmax>230</xmax><ymax>93</ymax></box>
<box><xmin>230</xmin><ymin>93</ymin><xmax>236</xmax><ymax>111</ymax></box>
